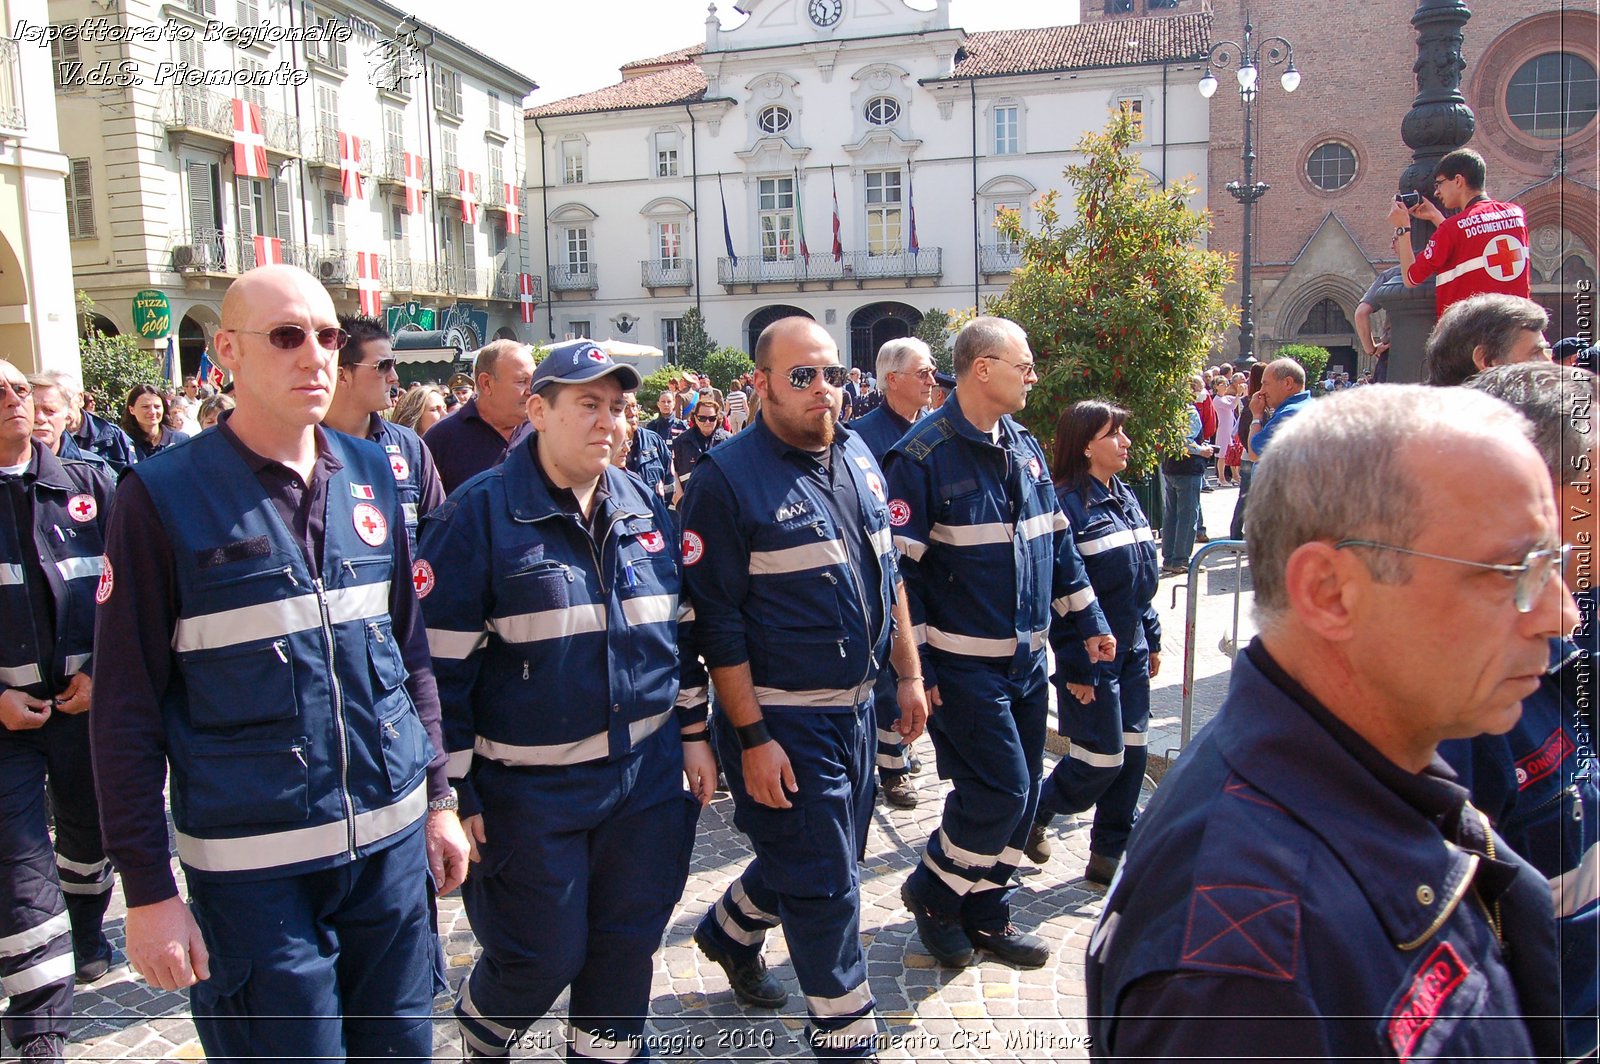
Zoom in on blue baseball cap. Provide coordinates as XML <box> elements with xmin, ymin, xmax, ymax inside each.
<box><xmin>529</xmin><ymin>340</ymin><xmax>642</xmax><ymax>396</ymax></box>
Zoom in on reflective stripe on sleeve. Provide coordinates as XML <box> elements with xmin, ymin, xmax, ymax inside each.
<box><xmin>0</xmin><ymin>663</ymin><xmax>41</xmax><ymax>687</ymax></box>
<box><xmin>174</xmin><ymin>786</ymin><xmax>425</xmax><ymax>873</ymax></box>
<box><xmin>0</xmin><ymin>563</ymin><xmax>21</xmax><ymax>585</ymax></box>
<box><xmin>490</xmin><ymin>603</ymin><xmax>606</xmax><ymax>645</ymax></box>
<box><xmin>402</xmin><ymin>502</ymin><xmax>418</xmax><ymax>526</ymax></box>
<box><xmin>806</xmin><ymin>981</ymin><xmax>875</xmax><ymax>1017</ymax></box>
<box><xmin>893</xmin><ymin>535</ymin><xmax>927</xmax><ymax>562</ymax></box>
<box><xmin>1017</xmin><ymin>513</ymin><xmax>1055</xmax><ymax>541</ymax></box>
<box><xmin>1078</xmin><ymin>527</ymin><xmax>1146</xmax><ymax>556</ymax></box>
<box><xmin>445</xmin><ymin>749</ymin><xmax>474</xmax><ymax>777</ymax></box>
<box><xmin>173</xmin><ymin>581</ymin><xmax>391</xmax><ymax>653</ymax></box>
<box><xmin>55</xmin><ymin>555</ymin><xmax>104</xmax><ymax>582</ymax></box>
<box><xmin>475</xmin><ymin>710</ymin><xmax>672</xmax><ymax>768</ymax></box>
<box><xmin>0</xmin><ymin>912</ymin><xmax>69</xmax><ymax>959</ymax></box>
<box><xmin>1554</xmin><ymin>843</ymin><xmax>1598</xmax><ymax>919</ymax></box>
<box><xmin>1052</xmin><ymin>586</ymin><xmax>1099</xmax><ymax>616</ymax></box>
<box><xmin>427</xmin><ymin>627</ymin><xmax>488</xmax><ymax>661</ymax></box>
<box><xmin>63</xmin><ymin>653</ymin><xmax>89</xmax><ymax>675</ymax></box>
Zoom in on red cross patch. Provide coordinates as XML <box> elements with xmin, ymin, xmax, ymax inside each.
<box><xmin>888</xmin><ymin>499</ymin><xmax>911</xmax><ymax>527</ymax></box>
<box><xmin>866</xmin><ymin>471</ymin><xmax>886</xmax><ymax>503</ymax></box>
<box><xmin>637</xmin><ymin>530</ymin><xmax>665</xmax><ymax>553</ymax></box>
<box><xmin>389</xmin><ymin>453</ymin><xmax>411</xmax><ymax>482</ymax></box>
<box><xmin>682</xmin><ymin>530</ymin><xmax>704</xmax><ymax>566</ymax></box>
<box><xmin>1027</xmin><ymin>457</ymin><xmax>1042</xmax><ymax>479</ymax></box>
<box><xmin>352</xmin><ymin>502</ymin><xmax>388</xmax><ymax>547</ymax></box>
<box><xmin>411</xmin><ymin>559</ymin><xmax>434</xmax><ymax>599</ymax></box>
<box><xmin>67</xmin><ymin>494</ymin><xmax>97</xmax><ymax>523</ymax></box>
<box><xmin>1483</xmin><ymin>234</ymin><xmax>1527</xmax><ymax>282</ymax></box>
<box><xmin>587</xmin><ymin>348</ymin><xmax>609</xmax><ymax>363</ymax></box>
<box><xmin>94</xmin><ymin>555</ymin><xmax>113</xmax><ymax>604</ymax></box>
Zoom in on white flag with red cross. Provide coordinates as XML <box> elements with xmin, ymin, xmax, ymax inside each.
<box><xmin>339</xmin><ymin>132</ymin><xmax>364</xmax><ymax>200</ymax></box>
<box><xmin>356</xmin><ymin>252</ymin><xmax>382</xmax><ymax>316</ymax></box>
<box><xmin>504</xmin><ymin>183</ymin><xmax>521</xmax><ymax>235</ymax></box>
<box><xmin>459</xmin><ymin>169</ymin><xmax>479</xmax><ymax>225</ymax></box>
<box><xmin>518</xmin><ymin>272</ymin><xmax>536</xmax><ymax>323</ymax></box>
<box><xmin>232</xmin><ymin>98</ymin><xmax>270</xmax><ymax>179</ymax></box>
<box><xmin>403</xmin><ymin>152</ymin><xmax>425</xmax><ymax>215</ymax></box>
<box><xmin>252</xmin><ymin>235</ymin><xmax>284</xmax><ymax>265</ymax></box>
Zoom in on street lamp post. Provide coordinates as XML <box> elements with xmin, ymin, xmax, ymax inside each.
<box><xmin>1199</xmin><ymin>22</ymin><xmax>1301</xmax><ymax>368</ymax></box>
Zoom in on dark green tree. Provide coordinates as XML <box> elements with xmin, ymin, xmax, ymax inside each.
<box><xmin>76</xmin><ymin>291</ymin><xmax>167</xmax><ymax>414</ymax></box>
<box><xmin>986</xmin><ymin>110</ymin><xmax>1234</xmax><ymax>477</ymax></box>
<box><xmin>913</xmin><ymin>308</ymin><xmax>954</xmax><ymax>375</ymax></box>
<box><xmin>704</xmin><ymin>347</ymin><xmax>755</xmax><ymax>393</ymax></box>
<box><xmin>676</xmin><ymin>307</ymin><xmax>716</xmax><ymax>371</ymax></box>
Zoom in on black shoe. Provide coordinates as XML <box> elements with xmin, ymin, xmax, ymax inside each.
<box><xmin>16</xmin><ymin>1034</ymin><xmax>64</xmax><ymax>1063</ymax></box>
<box><xmin>969</xmin><ymin>925</ymin><xmax>1051</xmax><ymax>969</ymax></box>
<box><xmin>693</xmin><ymin>922</ymin><xmax>788</xmax><ymax>1008</ymax></box>
<box><xmin>880</xmin><ymin>775</ymin><xmax>918</xmax><ymax>809</ymax></box>
<box><xmin>1023</xmin><ymin>821</ymin><xmax>1052</xmax><ymax>863</ymax></box>
<box><xmin>1084</xmin><ymin>851</ymin><xmax>1120</xmax><ymax>888</ymax></box>
<box><xmin>75</xmin><ymin>939</ymin><xmax>113</xmax><ymax>984</ymax></box>
<box><xmin>901</xmin><ymin>882</ymin><xmax>973</xmax><ymax>967</ymax></box>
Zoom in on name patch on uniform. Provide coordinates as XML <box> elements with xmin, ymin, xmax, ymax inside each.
<box><xmin>853</xmin><ymin>456</ymin><xmax>872</xmax><ymax>470</ymax></box>
<box><xmin>637</xmin><ymin>530</ymin><xmax>665</xmax><ymax>553</ymax></box>
<box><xmin>195</xmin><ymin>535</ymin><xmax>272</xmax><ymax>570</ymax></box>
<box><xmin>888</xmin><ymin>499</ymin><xmax>911</xmax><ymax>527</ymax></box>
<box><xmin>66</xmin><ymin>494</ymin><xmax>98</xmax><ymax>523</ymax></box>
<box><xmin>775</xmin><ymin>500</ymin><xmax>811</xmax><ymax>523</ymax></box>
<box><xmin>353</xmin><ymin>502</ymin><xmax>389</xmax><ymax>546</ymax></box>
<box><xmin>389</xmin><ymin>453</ymin><xmax>411</xmax><ymax>482</ymax></box>
<box><xmin>94</xmin><ymin>555</ymin><xmax>113</xmax><ymax>604</ymax></box>
<box><xmin>411</xmin><ymin>559</ymin><xmax>435</xmax><ymax>599</ymax></box>
<box><xmin>1515</xmin><ymin>727</ymin><xmax>1573</xmax><ymax>790</ymax></box>
<box><xmin>1386</xmin><ymin>941</ymin><xmax>1468</xmax><ymax>1062</ymax></box>
<box><xmin>682</xmin><ymin>530</ymin><xmax>705</xmax><ymax>566</ymax></box>
<box><xmin>350</xmin><ymin>483</ymin><xmax>376</xmax><ymax>500</ymax></box>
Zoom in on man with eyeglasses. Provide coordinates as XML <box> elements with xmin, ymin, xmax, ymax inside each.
<box><xmin>670</xmin><ymin>394</ymin><xmax>729</xmax><ymax>506</ymax></box>
<box><xmin>1389</xmin><ymin>147</ymin><xmax>1529</xmax><ymax>319</ymax></box>
<box><xmin>851</xmin><ymin>338</ymin><xmax>938</xmax><ymax>811</ymax></box>
<box><xmin>885</xmin><ymin>316</ymin><xmax>1112</xmax><ymax>971</ymax></box>
<box><xmin>424</xmin><ymin>339</ymin><xmax>536</xmax><ymax>495</ymax></box>
<box><xmin>90</xmin><ymin>265</ymin><xmax>470</xmax><ymax>1063</ymax></box>
<box><xmin>322</xmin><ymin>315</ymin><xmax>445</xmax><ymax>552</ymax></box>
<box><xmin>0</xmin><ymin>361</ymin><xmax>116</xmax><ymax>1064</ymax></box>
<box><xmin>1088</xmin><ymin>385</ymin><xmax>1568</xmax><ymax>1060</ymax></box>
<box><xmin>679</xmin><ymin>317</ymin><xmax>926</xmax><ymax>1060</ymax></box>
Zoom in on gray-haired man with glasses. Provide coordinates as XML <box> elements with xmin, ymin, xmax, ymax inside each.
<box><xmin>1088</xmin><ymin>384</ymin><xmax>1569</xmax><ymax>1060</ymax></box>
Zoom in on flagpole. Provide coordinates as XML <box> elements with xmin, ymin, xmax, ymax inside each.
<box><xmin>718</xmin><ymin>172</ymin><xmax>738</xmax><ymax>272</ymax></box>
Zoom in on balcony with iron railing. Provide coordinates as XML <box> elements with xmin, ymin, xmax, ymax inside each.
<box><xmin>0</xmin><ymin>38</ymin><xmax>26</xmax><ymax>134</ymax></box>
<box><xmin>303</xmin><ymin>128</ymin><xmax>372</xmax><ymax>173</ymax></box>
<box><xmin>167</xmin><ymin>229</ymin><xmax>312</xmax><ymax>275</ymax></box>
<box><xmin>716</xmin><ymin>248</ymin><xmax>941</xmax><ymax>288</ymax></box>
<box><xmin>549</xmin><ymin>263</ymin><xmax>598</xmax><ymax>292</ymax></box>
<box><xmin>481</xmin><ymin>182</ymin><xmax>506</xmax><ymax>210</ymax></box>
<box><xmin>641</xmin><ymin>259</ymin><xmax>693</xmax><ymax>290</ymax></box>
<box><xmin>161</xmin><ymin>85</ymin><xmax>298</xmax><ymax>157</ymax></box>
<box><xmin>375</xmin><ymin>149</ymin><xmax>429</xmax><ymax>189</ymax></box>
<box><xmin>979</xmin><ymin>243</ymin><xmax>1022</xmax><ymax>276</ymax></box>
<box><xmin>434</xmin><ymin>166</ymin><xmax>466</xmax><ymax>200</ymax></box>
<box><xmin>489</xmin><ymin>270</ymin><xmax>542</xmax><ymax>303</ymax></box>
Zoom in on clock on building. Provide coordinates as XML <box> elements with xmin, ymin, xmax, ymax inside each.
<box><xmin>809</xmin><ymin>0</ymin><xmax>842</xmax><ymax>27</ymax></box>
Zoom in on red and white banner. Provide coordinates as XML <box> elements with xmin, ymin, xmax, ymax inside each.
<box><xmin>403</xmin><ymin>152</ymin><xmax>425</xmax><ymax>215</ymax></box>
<box><xmin>459</xmin><ymin>169</ymin><xmax>479</xmax><ymax>225</ymax></box>
<box><xmin>252</xmin><ymin>235</ymin><xmax>284</xmax><ymax>265</ymax></box>
<box><xmin>504</xmin><ymin>183</ymin><xmax>520</xmax><ymax>235</ymax></box>
<box><xmin>356</xmin><ymin>251</ymin><xmax>382</xmax><ymax>316</ymax></box>
<box><xmin>232</xmin><ymin>98</ymin><xmax>269</xmax><ymax>179</ymax></box>
<box><xmin>518</xmin><ymin>272</ymin><xmax>536</xmax><ymax>323</ymax></box>
<box><xmin>338</xmin><ymin>132</ymin><xmax>363</xmax><ymax>200</ymax></box>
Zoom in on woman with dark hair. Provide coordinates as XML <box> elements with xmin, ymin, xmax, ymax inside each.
<box><xmin>1028</xmin><ymin>399</ymin><xmax>1161</xmax><ymax>888</ymax></box>
<box><xmin>121</xmin><ymin>383</ymin><xmax>188</xmax><ymax>460</ymax></box>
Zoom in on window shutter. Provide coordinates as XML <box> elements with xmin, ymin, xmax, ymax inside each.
<box><xmin>235</xmin><ymin>174</ymin><xmax>256</xmax><ymax>237</ymax></box>
<box><xmin>273</xmin><ymin>177</ymin><xmax>293</xmax><ymax>241</ymax></box>
<box><xmin>187</xmin><ymin>160</ymin><xmax>218</xmax><ymax>243</ymax></box>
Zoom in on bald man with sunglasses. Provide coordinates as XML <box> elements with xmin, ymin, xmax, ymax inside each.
<box><xmin>90</xmin><ymin>265</ymin><xmax>469</xmax><ymax>1063</ymax></box>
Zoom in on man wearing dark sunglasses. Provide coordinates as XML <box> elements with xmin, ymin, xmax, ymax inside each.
<box><xmin>680</xmin><ymin>317</ymin><xmax>927</xmax><ymax>1060</ymax></box>
<box><xmin>670</xmin><ymin>394</ymin><xmax>728</xmax><ymax>506</ymax></box>
<box><xmin>322</xmin><ymin>315</ymin><xmax>445</xmax><ymax>553</ymax></box>
<box><xmin>90</xmin><ymin>265</ymin><xmax>469</xmax><ymax>1063</ymax></box>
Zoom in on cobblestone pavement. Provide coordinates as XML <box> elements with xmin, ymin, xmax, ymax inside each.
<box><xmin>51</xmin><ymin>491</ymin><xmax>1252</xmax><ymax>1063</ymax></box>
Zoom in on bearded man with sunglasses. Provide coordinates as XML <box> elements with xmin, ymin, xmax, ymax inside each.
<box><xmin>322</xmin><ymin>315</ymin><xmax>445</xmax><ymax>553</ymax></box>
<box><xmin>679</xmin><ymin>317</ymin><xmax>927</xmax><ymax>1060</ymax></box>
<box><xmin>90</xmin><ymin>265</ymin><xmax>470</xmax><ymax>1063</ymax></box>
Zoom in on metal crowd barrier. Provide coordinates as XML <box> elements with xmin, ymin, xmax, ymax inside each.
<box><xmin>1169</xmin><ymin>539</ymin><xmax>1253</xmax><ymax>754</ymax></box>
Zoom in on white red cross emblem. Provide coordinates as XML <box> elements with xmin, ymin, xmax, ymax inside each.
<box><xmin>888</xmin><ymin>499</ymin><xmax>911</xmax><ymax>527</ymax></box>
<box><xmin>637</xmin><ymin>530</ymin><xmax>665</xmax><ymax>553</ymax></box>
<box><xmin>94</xmin><ymin>556</ymin><xmax>113</xmax><ymax>604</ymax></box>
<box><xmin>389</xmin><ymin>453</ymin><xmax>410</xmax><ymax>481</ymax></box>
<box><xmin>1483</xmin><ymin>234</ymin><xmax>1527</xmax><ymax>282</ymax></box>
<box><xmin>411</xmin><ymin>559</ymin><xmax>434</xmax><ymax>599</ymax></box>
<box><xmin>352</xmin><ymin>502</ymin><xmax>388</xmax><ymax>546</ymax></box>
<box><xmin>67</xmin><ymin>494</ymin><xmax>97</xmax><ymax>523</ymax></box>
<box><xmin>682</xmin><ymin>530</ymin><xmax>705</xmax><ymax>566</ymax></box>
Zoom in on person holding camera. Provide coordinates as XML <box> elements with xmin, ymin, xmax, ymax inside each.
<box><xmin>1388</xmin><ymin>148</ymin><xmax>1529</xmax><ymax>319</ymax></box>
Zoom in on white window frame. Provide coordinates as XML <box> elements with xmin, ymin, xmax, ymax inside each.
<box><xmin>562</xmin><ymin>141</ymin><xmax>585</xmax><ymax>185</ymax></box>
<box><xmin>1115</xmin><ymin>94</ymin><xmax>1147</xmax><ymax>142</ymax></box>
<box><xmin>994</xmin><ymin>105</ymin><xmax>1019</xmax><ymax>155</ymax></box>
<box><xmin>662</xmin><ymin>317</ymin><xmax>683</xmax><ymax>360</ymax></box>
<box><xmin>757</xmin><ymin>105</ymin><xmax>792</xmax><ymax>135</ymax></box>
<box><xmin>758</xmin><ymin>176</ymin><xmax>796</xmax><ymax>262</ymax></box>
<box><xmin>993</xmin><ymin>199</ymin><xmax>1022</xmax><ymax>254</ymax></box>
<box><xmin>432</xmin><ymin>64</ymin><xmax>463</xmax><ymax>119</ymax></box>
<box><xmin>654</xmin><ymin>131</ymin><xmax>680</xmax><ymax>178</ymax></box>
<box><xmin>568</xmin><ymin>319</ymin><xmax>592</xmax><ymax>339</ymax></box>
<box><xmin>864</xmin><ymin>169</ymin><xmax>903</xmax><ymax>256</ymax></box>
<box><xmin>565</xmin><ymin>227</ymin><xmax>590</xmax><ymax>273</ymax></box>
<box><xmin>656</xmin><ymin>221</ymin><xmax>683</xmax><ymax>269</ymax></box>
<box><xmin>863</xmin><ymin>96</ymin><xmax>901</xmax><ymax>127</ymax></box>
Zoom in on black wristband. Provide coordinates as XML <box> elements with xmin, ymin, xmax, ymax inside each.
<box><xmin>680</xmin><ymin>729</ymin><xmax>711</xmax><ymax>743</ymax></box>
<box><xmin>735</xmin><ymin>720</ymin><xmax>773</xmax><ymax>750</ymax></box>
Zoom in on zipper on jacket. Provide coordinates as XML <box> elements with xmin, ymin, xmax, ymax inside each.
<box><xmin>312</xmin><ymin>577</ymin><xmax>357</xmax><ymax>859</ymax></box>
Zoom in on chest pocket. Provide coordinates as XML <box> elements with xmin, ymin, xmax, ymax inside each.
<box><xmin>178</xmin><ymin>566</ymin><xmax>302</xmax><ymax>729</ymax></box>
<box><xmin>504</xmin><ymin>560</ymin><xmax>574</xmax><ymax>614</ymax></box>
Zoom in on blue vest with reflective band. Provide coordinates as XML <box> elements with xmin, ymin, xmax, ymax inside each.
<box><xmin>849</xmin><ymin>403</ymin><xmax>914</xmax><ymax>465</ymax></box>
<box><xmin>682</xmin><ymin>418</ymin><xmax>897</xmax><ymax>712</ymax></box>
<box><xmin>0</xmin><ymin>447</ymin><xmax>113</xmax><ymax>697</ymax></box>
<box><xmin>368</xmin><ymin>417</ymin><xmax>428</xmax><ymax>551</ymax></box>
<box><xmin>627</xmin><ymin>426</ymin><xmax>673</xmax><ymax>501</ymax></box>
<box><xmin>417</xmin><ymin>437</ymin><xmax>685</xmax><ymax>774</ymax></box>
<box><xmin>134</xmin><ymin>429</ymin><xmax>431</xmax><ymax>883</ymax></box>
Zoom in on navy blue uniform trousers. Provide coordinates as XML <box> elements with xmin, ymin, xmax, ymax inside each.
<box><xmin>698</xmin><ymin>702</ymin><xmax>880</xmax><ymax>1059</ymax></box>
<box><xmin>455</xmin><ymin>725</ymin><xmax>697</xmax><ymax>1061</ymax></box>
<box><xmin>871</xmin><ymin>667</ymin><xmax>908</xmax><ymax>782</ymax></box>
<box><xmin>1037</xmin><ymin>645</ymin><xmax>1151</xmax><ymax>860</ymax></box>
<box><xmin>186</xmin><ymin>820</ymin><xmax>443</xmax><ymax>1063</ymax></box>
<box><xmin>905</xmin><ymin>654</ymin><xmax>1048</xmax><ymax>930</ymax></box>
<box><xmin>0</xmin><ymin>712</ymin><xmax>109</xmax><ymax>1047</ymax></box>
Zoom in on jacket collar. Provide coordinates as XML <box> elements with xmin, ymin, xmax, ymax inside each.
<box><xmin>1214</xmin><ymin>642</ymin><xmax>1481</xmax><ymax>949</ymax></box>
<box><xmin>940</xmin><ymin>390</ymin><xmax>1018</xmax><ymax>450</ymax></box>
<box><xmin>502</xmin><ymin>433</ymin><xmax>649</xmax><ymax>525</ymax></box>
<box><xmin>27</xmin><ymin>442</ymin><xmax>75</xmax><ymax>492</ymax></box>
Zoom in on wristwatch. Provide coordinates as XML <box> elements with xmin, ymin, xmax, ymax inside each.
<box><xmin>427</xmin><ymin>790</ymin><xmax>459</xmax><ymax>812</ymax></box>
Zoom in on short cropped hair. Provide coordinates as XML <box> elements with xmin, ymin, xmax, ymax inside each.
<box><xmin>876</xmin><ymin>337</ymin><xmax>932</xmax><ymax>381</ymax></box>
<box><xmin>1468</xmin><ymin>361</ymin><xmax>1595</xmax><ymax>487</ymax></box>
<box><xmin>1424</xmin><ymin>293</ymin><xmax>1550</xmax><ymax>387</ymax></box>
<box><xmin>1246</xmin><ymin>385</ymin><xmax>1529</xmax><ymax>626</ymax></box>
<box><xmin>952</xmin><ymin>317</ymin><xmax>1025</xmax><ymax>378</ymax></box>
<box><xmin>474</xmin><ymin>338</ymin><xmax>527</xmax><ymax>382</ymax></box>
<box><xmin>1436</xmin><ymin>148</ymin><xmax>1487</xmax><ymax>190</ymax></box>
<box><xmin>338</xmin><ymin>314</ymin><xmax>391</xmax><ymax>368</ymax></box>
<box><xmin>1265</xmin><ymin>358</ymin><xmax>1306</xmax><ymax>388</ymax></box>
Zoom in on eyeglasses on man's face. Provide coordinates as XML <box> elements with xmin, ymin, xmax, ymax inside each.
<box><xmin>227</xmin><ymin>325</ymin><xmax>348</xmax><ymax>351</ymax></box>
<box><xmin>694</xmin><ymin>414</ymin><xmax>720</xmax><ymax>425</ymax></box>
<box><xmin>1335</xmin><ymin>539</ymin><xmax>1571</xmax><ymax>614</ymax></box>
<box><xmin>981</xmin><ymin>354</ymin><xmax>1038</xmax><ymax>378</ymax></box>
<box><xmin>353</xmin><ymin>357</ymin><xmax>398</xmax><ymax>374</ymax></box>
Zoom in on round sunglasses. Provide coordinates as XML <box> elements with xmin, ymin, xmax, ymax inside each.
<box><xmin>225</xmin><ymin>325</ymin><xmax>349</xmax><ymax>351</ymax></box>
